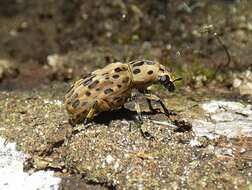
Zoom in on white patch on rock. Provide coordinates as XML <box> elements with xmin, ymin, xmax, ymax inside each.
<box><xmin>0</xmin><ymin>137</ymin><xmax>61</xmax><ymax>190</ymax></box>
<box><xmin>192</xmin><ymin>120</ymin><xmax>219</xmax><ymax>139</ymax></box>
<box><xmin>113</xmin><ymin>160</ymin><xmax>120</xmax><ymax>171</ymax></box>
<box><xmin>214</xmin><ymin>147</ymin><xmax>233</xmax><ymax>157</ymax></box>
<box><xmin>193</xmin><ymin>101</ymin><xmax>252</xmax><ymax>138</ymax></box>
<box><xmin>210</xmin><ymin>112</ymin><xmax>245</xmax><ymax>122</ymax></box>
<box><xmin>202</xmin><ymin>101</ymin><xmax>245</xmax><ymax>113</ymax></box>
<box><xmin>189</xmin><ymin>138</ymin><xmax>201</xmax><ymax>147</ymax></box>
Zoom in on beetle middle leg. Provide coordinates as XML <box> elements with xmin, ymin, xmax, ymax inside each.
<box><xmin>146</xmin><ymin>95</ymin><xmax>161</xmax><ymax>113</ymax></box>
<box><xmin>140</xmin><ymin>90</ymin><xmax>175</xmax><ymax>116</ymax></box>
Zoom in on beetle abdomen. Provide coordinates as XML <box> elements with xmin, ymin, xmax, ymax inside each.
<box><xmin>64</xmin><ymin>62</ymin><xmax>132</xmax><ymax>123</ymax></box>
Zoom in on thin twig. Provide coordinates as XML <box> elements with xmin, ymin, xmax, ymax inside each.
<box><xmin>151</xmin><ymin>120</ymin><xmax>178</xmax><ymax>129</ymax></box>
<box><xmin>213</xmin><ymin>32</ymin><xmax>231</xmax><ymax>70</ymax></box>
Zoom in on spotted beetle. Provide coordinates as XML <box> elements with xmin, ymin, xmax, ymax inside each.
<box><xmin>64</xmin><ymin>60</ymin><xmax>177</xmax><ymax>124</ymax></box>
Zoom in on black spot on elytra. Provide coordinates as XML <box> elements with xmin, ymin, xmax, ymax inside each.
<box><xmin>117</xmin><ymin>84</ymin><xmax>122</xmax><ymax>88</ymax></box>
<box><xmin>83</xmin><ymin>75</ymin><xmax>95</xmax><ymax>86</ymax></box>
<box><xmin>104</xmin><ymin>88</ymin><xmax>114</xmax><ymax>94</ymax></box>
<box><xmin>122</xmin><ymin>76</ymin><xmax>130</xmax><ymax>83</ymax></box>
<box><xmin>112</xmin><ymin>74</ymin><xmax>120</xmax><ymax>79</ymax></box>
<box><xmin>85</xmin><ymin>91</ymin><xmax>91</xmax><ymax>96</ymax></box>
<box><xmin>96</xmin><ymin>88</ymin><xmax>101</xmax><ymax>91</ymax></box>
<box><xmin>88</xmin><ymin>80</ymin><xmax>99</xmax><ymax>89</ymax></box>
<box><xmin>133</xmin><ymin>68</ymin><xmax>141</xmax><ymax>74</ymax></box>
<box><xmin>159</xmin><ymin>68</ymin><xmax>165</xmax><ymax>72</ymax></box>
<box><xmin>133</xmin><ymin>61</ymin><xmax>144</xmax><ymax>67</ymax></box>
<box><xmin>105</xmin><ymin>76</ymin><xmax>110</xmax><ymax>80</ymax></box>
<box><xmin>147</xmin><ymin>70</ymin><xmax>153</xmax><ymax>75</ymax></box>
<box><xmin>146</xmin><ymin>61</ymin><xmax>155</xmax><ymax>65</ymax></box>
<box><xmin>102</xmin><ymin>72</ymin><xmax>109</xmax><ymax>76</ymax></box>
<box><xmin>72</xmin><ymin>99</ymin><xmax>80</xmax><ymax>109</ymax></box>
<box><xmin>114</xmin><ymin>67</ymin><xmax>122</xmax><ymax>72</ymax></box>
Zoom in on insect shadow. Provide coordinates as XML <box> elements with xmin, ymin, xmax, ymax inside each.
<box><xmin>93</xmin><ymin>107</ymin><xmax>152</xmax><ymax>125</ymax></box>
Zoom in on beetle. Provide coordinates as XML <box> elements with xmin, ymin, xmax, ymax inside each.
<box><xmin>64</xmin><ymin>60</ymin><xmax>178</xmax><ymax>124</ymax></box>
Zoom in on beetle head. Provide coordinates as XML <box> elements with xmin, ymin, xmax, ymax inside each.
<box><xmin>159</xmin><ymin>74</ymin><xmax>175</xmax><ymax>92</ymax></box>
<box><xmin>158</xmin><ymin>65</ymin><xmax>181</xmax><ymax>92</ymax></box>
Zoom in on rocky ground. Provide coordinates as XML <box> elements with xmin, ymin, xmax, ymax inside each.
<box><xmin>0</xmin><ymin>0</ymin><xmax>252</xmax><ymax>189</ymax></box>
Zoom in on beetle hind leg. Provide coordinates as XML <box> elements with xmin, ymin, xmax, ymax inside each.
<box><xmin>83</xmin><ymin>101</ymin><xmax>98</xmax><ymax>125</ymax></box>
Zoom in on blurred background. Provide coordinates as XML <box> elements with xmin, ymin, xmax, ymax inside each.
<box><xmin>0</xmin><ymin>0</ymin><xmax>251</xmax><ymax>93</ymax></box>
<box><xmin>1</xmin><ymin>2</ymin><xmax>252</xmax><ymax>189</ymax></box>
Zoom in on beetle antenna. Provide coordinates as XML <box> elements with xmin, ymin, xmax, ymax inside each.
<box><xmin>173</xmin><ymin>78</ymin><xmax>182</xmax><ymax>83</ymax></box>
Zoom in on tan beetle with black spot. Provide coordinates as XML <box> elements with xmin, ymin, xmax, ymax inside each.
<box><xmin>64</xmin><ymin>60</ymin><xmax>178</xmax><ymax>124</ymax></box>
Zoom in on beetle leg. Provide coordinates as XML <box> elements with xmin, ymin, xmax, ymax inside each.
<box><xmin>146</xmin><ymin>96</ymin><xmax>161</xmax><ymax>113</ymax></box>
<box><xmin>135</xmin><ymin>102</ymin><xmax>143</xmax><ymax>123</ymax></box>
<box><xmin>131</xmin><ymin>91</ymin><xmax>143</xmax><ymax>124</ymax></box>
<box><xmin>141</xmin><ymin>91</ymin><xmax>175</xmax><ymax>116</ymax></box>
<box><xmin>138</xmin><ymin>89</ymin><xmax>161</xmax><ymax>113</ymax></box>
<box><xmin>84</xmin><ymin>101</ymin><xmax>98</xmax><ymax>125</ymax></box>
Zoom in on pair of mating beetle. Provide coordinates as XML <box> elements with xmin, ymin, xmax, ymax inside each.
<box><xmin>64</xmin><ymin>60</ymin><xmax>178</xmax><ymax>124</ymax></box>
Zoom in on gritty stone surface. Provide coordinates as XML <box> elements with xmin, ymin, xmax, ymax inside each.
<box><xmin>0</xmin><ymin>88</ymin><xmax>251</xmax><ymax>189</ymax></box>
<box><xmin>193</xmin><ymin>100</ymin><xmax>252</xmax><ymax>139</ymax></box>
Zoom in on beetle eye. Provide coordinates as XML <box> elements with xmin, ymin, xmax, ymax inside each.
<box><xmin>160</xmin><ymin>75</ymin><xmax>170</xmax><ymax>82</ymax></box>
<box><xmin>160</xmin><ymin>75</ymin><xmax>167</xmax><ymax>82</ymax></box>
